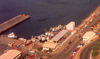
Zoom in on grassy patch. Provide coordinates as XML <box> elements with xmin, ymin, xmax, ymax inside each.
<box><xmin>37</xmin><ymin>47</ymin><xmax>43</xmax><ymax>51</ymax></box>
<box><xmin>92</xmin><ymin>45</ymin><xmax>99</xmax><ymax>51</ymax></box>
<box><xmin>91</xmin><ymin>41</ymin><xmax>100</xmax><ymax>57</ymax></box>
<box><xmin>92</xmin><ymin>50</ymin><xmax>99</xmax><ymax>57</ymax></box>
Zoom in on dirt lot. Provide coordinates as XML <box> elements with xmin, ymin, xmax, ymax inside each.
<box><xmin>0</xmin><ymin>35</ymin><xmax>24</xmax><ymax>55</ymax></box>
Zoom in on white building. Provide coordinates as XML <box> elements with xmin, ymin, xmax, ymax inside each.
<box><xmin>51</xmin><ymin>30</ymin><xmax>68</xmax><ymax>42</ymax></box>
<box><xmin>66</xmin><ymin>21</ymin><xmax>75</xmax><ymax>31</ymax></box>
<box><xmin>82</xmin><ymin>31</ymin><xmax>96</xmax><ymax>43</ymax></box>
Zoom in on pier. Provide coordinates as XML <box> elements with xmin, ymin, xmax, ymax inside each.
<box><xmin>0</xmin><ymin>14</ymin><xmax>30</xmax><ymax>33</ymax></box>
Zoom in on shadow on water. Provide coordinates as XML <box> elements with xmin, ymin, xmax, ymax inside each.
<box><xmin>37</xmin><ymin>18</ymin><xmax>48</xmax><ymax>22</ymax></box>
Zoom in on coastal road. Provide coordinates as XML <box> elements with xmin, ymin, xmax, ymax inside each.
<box><xmin>75</xmin><ymin>7</ymin><xmax>100</xmax><ymax>59</ymax></box>
<box><xmin>80</xmin><ymin>37</ymin><xmax>100</xmax><ymax>59</ymax></box>
<box><xmin>51</xmin><ymin>13</ymin><xmax>98</xmax><ymax>59</ymax></box>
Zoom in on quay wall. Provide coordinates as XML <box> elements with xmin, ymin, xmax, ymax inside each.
<box><xmin>0</xmin><ymin>14</ymin><xmax>30</xmax><ymax>33</ymax></box>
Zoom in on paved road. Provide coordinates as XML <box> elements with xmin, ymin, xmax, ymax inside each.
<box><xmin>80</xmin><ymin>37</ymin><xmax>100</xmax><ymax>59</ymax></box>
<box><xmin>79</xmin><ymin>7</ymin><xmax>100</xmax><ymax>59</ymax></box>
<box><xmin>74</xmin><ymin>7</ymin><xmax>100</xmax><ymax>59</ymax></box>
<box><xmin>51</xmin><ymin>32</ymin><xmax>82</xmax><ymax>59</ymax></box>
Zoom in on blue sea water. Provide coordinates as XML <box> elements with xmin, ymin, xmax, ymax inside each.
<box><xmin>0</xmin><ymin>0</ymin><xmax>100</xmax><ymax>39</ymax></box>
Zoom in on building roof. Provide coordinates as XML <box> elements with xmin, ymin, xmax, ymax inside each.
<box><xmin>82</xmin><ymin>31</ymin><xmax>96</xmax><ymax>40</ymax></box>
<box><xmin>0</xmin><ymin>49</ymin><xmax>21</xmax><ymax>59</ymax></box>
<box><xmin>66</xmin><ymin>21</ymin><xmax>75</xmax><ymax>31</ymax></box>
<box><xmin>42</xmin><ymin>40</ymin><xmax>58</xmax><ymax>49</ymax></box>
<box><xmin>51</xmin><ymin>30</ymin><xmax>68</xmax><ymax>42</ymax></box>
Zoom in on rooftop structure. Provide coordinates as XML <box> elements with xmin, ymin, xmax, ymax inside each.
<box><xmin>42</xmin><ymin>40</ymin><xmax>58</xmax><ymax>49</ymax></box>
<box><xmin>0</xmin><ymin>49</ymin><xmax>21</xmax><ymax>59</ymax></box>
<box><xmin>51</xmin><ymin>30</ymin><xmax>68</xmax><ymax>42</ymax></box>
<box><xmin>82</xmin><ymin>31</ymin><xmax>96</xmax><ymax>43</ymax></box>
<box><xmin>66</xmin><ymin>21</ymin><xmax>75</xmax><ymax>31</ymax></box>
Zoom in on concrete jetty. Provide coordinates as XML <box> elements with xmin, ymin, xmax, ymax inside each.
<box><xmin>0</xmin><ymin>14</ymin><xmax>30</xmax><ymax>33</ymax></box>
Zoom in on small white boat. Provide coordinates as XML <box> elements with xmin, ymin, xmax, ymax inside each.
<box><xmin>8</xmin><ymin>32</ymin><xmax>17</xmax><ymax>39</ymax></box>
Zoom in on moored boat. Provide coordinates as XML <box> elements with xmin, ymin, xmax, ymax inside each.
<box><xmin>7</xmin><ymin>32</ymin><xmax>17</xmax><ymax>39</ymax></box>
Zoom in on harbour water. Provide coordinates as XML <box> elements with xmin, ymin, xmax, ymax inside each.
<box><xmin>0</xmin><ymin>0</ymin><xmax>100</xmax><ymax>39</ymax></box>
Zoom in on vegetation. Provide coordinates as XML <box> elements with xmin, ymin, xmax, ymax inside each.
<box><xmin>47</xmin><ymin>55</ymin><xmax>52</xmax><ymax>58</ymax></box>
<box><xmin>92</xmin><ymin>45</ymin><xmax>99</xmax><ymax>51</ymax></box>
<box><xmin>96</xmin><ymin>42</ymin><xmax>100</xmax><ymax>46</ymax></box>
<box><xmin>92</xmin><ymin>50</ymin><xmax>99</xmax><ymax>57</ymax></box>
<box><xmin>20</xmin><ymin>52</ymin><xmax>29</xmax><ymax>59</ymax></box>
<box><xmin>37</xmin><ymin>47</ymin><xmax>43</xmax><ymax>51</ymax></box>
<box><xmin>91</xmin><ymin>41</ymin><xmax>100</xmax><ymax>57</ymax></box>
<box><xmin>48</xmin><ymin>48</ymin><xmax>52</xmax><ymax>52</ymax></box>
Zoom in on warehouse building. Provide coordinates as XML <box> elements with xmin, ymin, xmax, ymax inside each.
<box><xmin>82</xmin><ymin>31</ymin><xmax>96</xmax><ymax>43</ymax></box>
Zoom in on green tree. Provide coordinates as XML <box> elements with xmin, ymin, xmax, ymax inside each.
<box><xmin>92</xmin><ymin>50</ymin><xmax>99</xmax><ymax>57</ymax></box>
<box><xmin>92</xmin><ymin>45</ymin><xmax>99</xmax><ymax>51</ymax></box>
<box><xmin>37</xmin><ymin>47</ymin><xmax>43</xmax><ymax>51</ymax></box>
<box><xmin>48</xmin><ymin>48</ymin><xmax>52</xmax><ymax>52</ymax></box>
<box><xmin>96</xmin><ymin>42</ymin><xmax>100</xmax><ymax>46</ymax></box>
